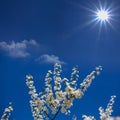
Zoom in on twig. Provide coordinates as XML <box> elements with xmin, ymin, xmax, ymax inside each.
<box><xmin>51</xmin><ymin>106</ymin><xmax>62</xmax><ymax>120</ymax></box>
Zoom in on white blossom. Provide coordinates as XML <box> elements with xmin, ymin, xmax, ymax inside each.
<box><xmin>1</xmin><ymin>102</ymin><xmax>13</xmax><ymax>120</ymax></box>
<box><xmin>82</xmin><ymin>96</ymin><xmax>116</xmax><ymax>120</ymax></box>
<box><xmin>26</xmin><ymin>64</ymin><xmax>102</xmax><ymax>120</ymax></box>
<box><xmin>80</xmin><ymin>66</ymin><xmax>102</xmax><ymax>94</ymax></box>
<box><xmin>99</xmin><ymin>96</ymin><xmax>116</xmax><ymax>120</ymax></box>
<box><xmin>82</xmin><ymin>115</ymin><xmax>96</xmax><ymax>120</ymax></box>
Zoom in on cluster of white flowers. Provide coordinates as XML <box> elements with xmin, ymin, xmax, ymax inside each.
<box><xmin>82</xmin><ymin>115</ymin><xmax>96</xmax><ymax>120</ymax></box>
<box><xmin>80</xmin><ymin>66</ymin><xmax>102</xmax><ymax>93</ymax></box>
<box><xmin>82</xmin><ymin>96</ymin><xmax>116</xmax><ymax>120</ymax></box>
<box><xmin>26</xmin><ymin>75</ymin><xmax>47</xmax><ymax>120</ymax></box>
<box><xmin>26</xmin><ymin>63</ymin><xmax>102</xmax><ymax>120</ymax></box>
<box><xmin>1</xmin><ymin>102</ymin><xmax>13</xmax><ymax>120</ymax></box>
<box><xmin>109</xmin><ymin>117</ymin><xmax>120</xmax><ymax>120</ymax></box>
<box><xmin>99</xmin><ymin>96</ymin><xmax>116</xmax><ymax>120</ymax></box>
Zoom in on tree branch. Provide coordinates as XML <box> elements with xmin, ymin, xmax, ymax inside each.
<box><xmin>51</xmin><ymin>106</ymin><xmax>62</xmax><ymax>120</ymax></box>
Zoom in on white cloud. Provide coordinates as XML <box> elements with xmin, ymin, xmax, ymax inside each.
<box><xmin>36</xmin><ymin>54</ymin><xmax>66</xmax><ymax>64</ymax></box>
<box><xmin>0</xmin><ymin>40</ymin><xmax>38</xmax><ymax>58</ymax></box>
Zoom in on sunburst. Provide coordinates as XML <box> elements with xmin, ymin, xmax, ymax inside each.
<box><xmin>81</xmin><ymin>1</ymin><xmax>117</xmax><ymax>31</ymax></box>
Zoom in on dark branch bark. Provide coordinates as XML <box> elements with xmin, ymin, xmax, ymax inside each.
<box><xmin>51</xmin><ymin>106</ymin><xmax>62</xmax><ymax>120</ymax></box>
<box><xmin>44</xmin><ymin>111</ymin><xmax>52</xmax><ymax>120</ymax></box>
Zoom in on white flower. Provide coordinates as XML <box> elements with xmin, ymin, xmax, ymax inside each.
<box><xmin>74</xmin><ymin>89</ymin><xmax>83</xmax><ymax>98</ymax></box>
<box><xmin>1</xmin><ymin>103</ymin><xmax>13</xmax><ymax>120</ymax></box>
<box><xmin>26</xmin><ymin>64</ymin><xmax>102</xmax><ymax>120</ymax></box>
<box><xmin>26</xmin><ymin>74</ymin><xmax>33</xmax><ymax>79</ymax></box>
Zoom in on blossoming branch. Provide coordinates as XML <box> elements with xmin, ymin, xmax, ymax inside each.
<box><xmin>26</xmin><ymin>63</ymin><xmax>102</xmax><ymax>120</ymax></box>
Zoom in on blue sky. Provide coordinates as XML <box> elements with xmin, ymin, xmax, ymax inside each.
<box><xmin>0</xmin><ymin>0</ymin><xmax>120</xmax><ymax>120</ymax></box>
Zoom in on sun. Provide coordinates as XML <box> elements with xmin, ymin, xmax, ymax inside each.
<box><xmin>94</xmin><ymin>7</ymin><xmax>112</xmax><ymax>28</ymax></box>
<box><xmin>81</xmin><ymin>1</ymin><xmax>117</xmax><ymax>30</ymax></box>
<box><xmin>78</xmin><ymin>1</ymin><xmax>119</xmax><ymax>41</ymax></box>
<box><xmin>96</xmin><ymin>10</ymin><xmax>109</xmax><ymax>21</ymax></box>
